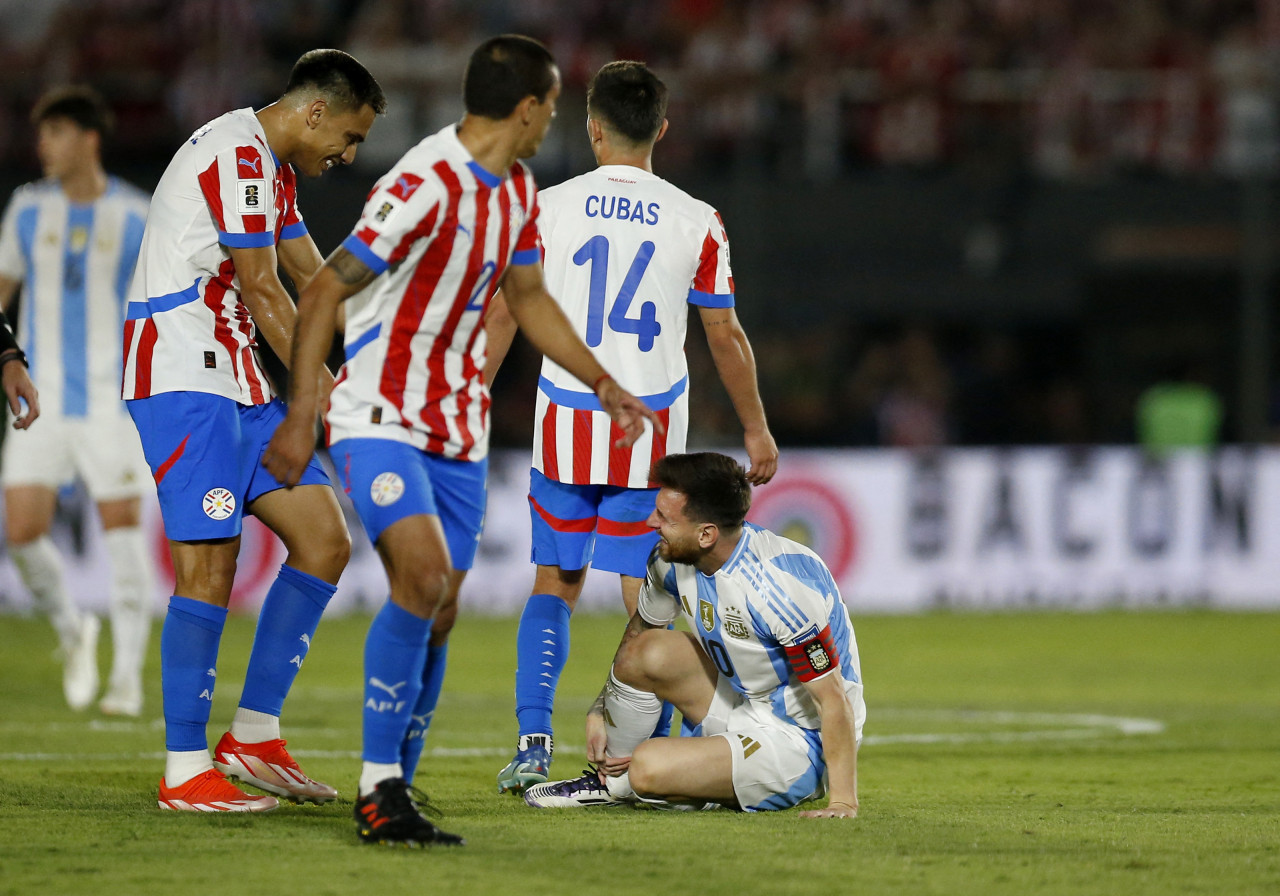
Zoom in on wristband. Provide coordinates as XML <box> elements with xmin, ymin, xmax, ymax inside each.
<box><xmin>0</xmin><ymin>347</ymin><xmax>28</xmax><ymax>369</ymax></box>
<box><xmin>592</xmin><ymin>373</ymin><xmax>613</xmax><ymax>393</ymax></box>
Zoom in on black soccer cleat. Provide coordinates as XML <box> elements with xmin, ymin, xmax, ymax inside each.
<box><xmin>353</xmin><ymin>777</ymin><xmax>465</xmax><ymax>847</ymax></box>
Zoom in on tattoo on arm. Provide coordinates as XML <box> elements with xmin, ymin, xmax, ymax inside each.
<box><xmin>327</xmin><ymin>246</ymin><xmax>376</xmax><ymax>289</ymax></box>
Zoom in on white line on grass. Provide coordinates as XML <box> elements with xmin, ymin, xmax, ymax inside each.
<box><xmin>0</xmin><ymin>710</ymin><xmax>1164</xmax><ymax>762</ymax></box>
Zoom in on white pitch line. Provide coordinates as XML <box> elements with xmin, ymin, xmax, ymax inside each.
<box><xmin>0</xmin><ymin>711</ymin><xmax>1164</xmax><ymax>762</ymax></box>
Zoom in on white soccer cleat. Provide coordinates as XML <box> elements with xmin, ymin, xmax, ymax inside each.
<box><xmin>62</xmin><ymin>615</ymin><xmax>100</xmax><ymax>711</ymax></box>
<box><xmin>98</xmin><ymin>678</ymin><xmax>143</xmax><ymax>717</ymax></box>
<box><xmin>524</xmin><ymin>769</ymin><xmax>624</xmax><ymax>809</ymax></box>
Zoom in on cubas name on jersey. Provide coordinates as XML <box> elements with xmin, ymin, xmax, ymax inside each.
<box><xmin>584</xmin><ymin>194</ymin><xmax>660</xmax><ymax>225</ymax></box>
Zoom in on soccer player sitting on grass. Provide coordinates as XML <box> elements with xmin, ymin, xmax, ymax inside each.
<box><xmin>523</xmin><ymin>452</ymin><xmax>864</xmax><ymax>817</ymax></box>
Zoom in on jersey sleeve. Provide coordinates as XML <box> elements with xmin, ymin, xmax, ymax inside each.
<box><xmin>636</xmin><ymin>551</ymin><xmax>680</xmax><ymax>627</ymax></box>
<box><xmin>0</xmin><ymin>194</ymin><xmax>25</xmax><ymax>281</ymax></box>
<box><xmin>687</xmin><ymin>209</ymin><xmax>735</xmax><ymax>308</ymax></box>
<box><xmin>198</xmin><ymin>143</ymin><xmax>280</xmax><ymax>249</ymax></box>
<box><xmin>278</xmin><ymin>164</ymin><xmax>308</xmax><ymax>242</ymax></box>
<box><xmin>510</xmin><ymin>191</ymin><xmax>541</xmax><ymax>267</ymax></box>
<box><xmin>762</xmin><ymin>554</ymin><xmax>842</xmax><ymax>682</ymax></box>
<box><xmin>339</xmin><ymin>168</ymin><xmax>442</xmax><ymax>277</ymax></box>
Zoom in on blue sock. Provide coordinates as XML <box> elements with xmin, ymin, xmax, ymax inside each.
<box><xmin>239</xmin><ymin>565</ymin><xmax>336</xmax><ymax>716</ymax></box>
<box><xmin>514</xmin><ymin>594</ymin><xmax>571</xmax><ymax>737</ymax></box>
<box><xmin>161</xmin><ymin>596</ymin><xmax>227</xmax><ymax>752</ymax></box>
<box><xmin>362</xmin><ymin>601</ymin><xmax>431</xmax><ymax>764</ymax></box>
<box><xmin>653</xmin><ymin>701</ymin><xmax>675</xmax><ymax>738</ymax></box>
<box><xmin>401</xmin><ymin>641</ymin><xmax>448</xmax><ymax>782</ymax></box>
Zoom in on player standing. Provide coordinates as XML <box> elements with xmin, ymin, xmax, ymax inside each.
<box><xmin>0</xmin><ymin>86</ymin><xmax>152</xmax><ymax>716</ymax></box>
<box><xmin>264</xmin><ymin>35</ymin><xmax>662</xmax><ymax>847</ymax></box>
<box><xmin>524</xmin><ymin>452</ymin><xmax>864</xmax><ymax>818</ymax></box>
<box><xmin>122</xmin><ymin>50</ymin><xmax>384</xmax><ymax>812</ymax></box>
<box><xmin>484</xmin><ymin>61</ymin><xmax>778</xmax><ymax>792</ymax></box>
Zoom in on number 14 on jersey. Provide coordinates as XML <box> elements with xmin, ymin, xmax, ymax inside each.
<box><xmin>574</xmin><ymin>236</ymin><xmax>662</xmax><ymax>352</ymax></box>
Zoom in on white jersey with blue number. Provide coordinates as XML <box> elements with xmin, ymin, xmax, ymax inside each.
<box><xmin>532</xmin><ymin>165</ymin><xmax>735</xmax><ymax>487</ymax></box>
<box><xmin>637</xmin><ymin>523</ymin><xmax>866</xmax><ymax>735</ymax></box>
<box><xmin>0</xmin><ymin>177</ymin><xmax>149</xmax><ymax>419</ymax></box>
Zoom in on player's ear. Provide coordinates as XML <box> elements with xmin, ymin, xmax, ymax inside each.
<box><xmin>587</xmin><ymin>117</ymin><xmax>604</xmax><ymax>145</ymax></box>
<box><xmin>698</xmin><ymin>522</ymin><xmax>719</xmax><ymax>550</ymax></box>
<box><xmin>306</xmin><ymin>98</ymin><xmax>327</xmax><ymax>130</ymax></box>
<box><xmin>655</xmin><ymin>119</ymin><xmax>668</xmax><ymax>143</ymax></box>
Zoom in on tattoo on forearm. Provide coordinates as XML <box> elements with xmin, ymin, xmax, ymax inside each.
<box><xmin>327</xmin><ymin>247</ymin><xmax>374</xmax><ymax>287</ymax></box>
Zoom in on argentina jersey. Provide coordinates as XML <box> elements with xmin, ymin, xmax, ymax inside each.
<box><xmin>638</xmin><ymin>523</ymin><xmax>865</xmax><ymax>734</ymax></box>
<box><xmin>0</xmin><ymin>177</ymin><xmax>148</xmax><ymax>418</ymax></box>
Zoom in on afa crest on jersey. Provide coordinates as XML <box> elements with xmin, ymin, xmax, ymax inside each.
<box><xmin>722</xmin><ymin>608</ymin><xmax>750</xmax><ymax>640</ymax></box>
<box><xmin>805</xmin><ymin>640</ymin><xmax>832</xmax><ymax>674</ymax></box>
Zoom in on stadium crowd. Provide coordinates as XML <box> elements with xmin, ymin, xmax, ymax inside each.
<box><xmin>0</xmin><ymin>0</ymin><xmax>1274</xmax><ymax>178</ymax></box>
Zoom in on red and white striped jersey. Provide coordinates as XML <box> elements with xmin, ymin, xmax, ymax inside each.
<box><xmin>532</xmin><ymin>165</ymin><xmax>734</xmax><ymax>487</ymax></box>
<box><xmin>122</xmin><ymin>108</ymin><xmax>307</xmax><ymax>404</ymax></box>
<box><xmin>326</xmin><ymin>124</ymin><xmax>540</xmax><ymax>460</ymax></box>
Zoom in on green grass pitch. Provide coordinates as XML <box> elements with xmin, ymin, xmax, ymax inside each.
<box><xmin>1</xmin><ymin>609</ymin><xmax>1277</xmax><ymax>895</ymax></box>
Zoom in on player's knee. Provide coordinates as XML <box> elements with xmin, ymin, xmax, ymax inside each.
<box><xmin>295</xmin><ymin>519</ymin><xmax>352</xmax><ymax>583</ymax></box>
<box><xmin>613</xmin><ymin>629</ymin><xmax>665</xmax><ymax>689</ymax></box>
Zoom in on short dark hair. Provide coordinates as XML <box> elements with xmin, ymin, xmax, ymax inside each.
<box><xmin>31</xmin><ymin>86</ymin><xmax>114</xmax><ymax>137</ymax></box>
<box><xmin>463</xmin><ymin>35</ymin><xmax>557</xmax><ymax>119</ymax></box>
<box><xmin>587</xmin><ymin>61</ymin><xmax>668</xmax><ymax>145</ymax></box>
<box><xmin>285</xmin><ymin>49</ymin><xmax>387</xmax><ymax>115</ymax></box>
<box><xmin>652</xmin><ymin>453</ymin><xmax>751</xmax><ymax>530</ymax></box>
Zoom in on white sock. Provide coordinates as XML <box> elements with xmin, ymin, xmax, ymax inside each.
<box><xmin>230</xmin><ymin>707</ymin><xmax>280</xmax><ymax>744</ymax></box>
<box><xmin>165</xmin><ymin>749</ymin><xmax>214</xmax><ymax>788</ymax></box>
<box><xmin>10</xmin><ymin>536</ymin><xmax>79</xmax><ymax>649</ymax></box>
<box><xmin>102</xmin><ymin>527</ymin><xmax>153</xmax><ymax>691</ymax></box>
<box><xmin>603</xmin><ymin>668</ymin><xmax>664</xmax><ymax>760</ymax></box>
<box><xmin>605</xmin><ymin>770</ymin><xmax>636</xmax><ymax>801</ymax></box>
<box><xmin>359</xmin><ymin>761</ymin><xmax>403</xmax><ymax>797</ymax></box>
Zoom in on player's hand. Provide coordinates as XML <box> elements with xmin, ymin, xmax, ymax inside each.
<box><xmin>585</xmin><ymin>711</ymin><xmax>609</xmax><ymax>765</ymax></box>
<box><xmin>596</xmin><ymin>377</ymin><xmax>664</xmax><ymax>448</ymax></box>
<box><xmin>744</xmin><ymin>428</ymin><xmax>778</xmax><ymax>485</ymax></box>
<box><xmin>799</xmin><ymin>800</ymin><xmax>858</xmax><ymax>819</ymax></box>
<box><xmin>262</xmin><ymin>412</ymin><xmax>316</xmax><ymax>487</ymax></box>
<box><xmin>2</xmin><ymin>361</ymin><xmax>39</xmax><ymax>430</ymax></box>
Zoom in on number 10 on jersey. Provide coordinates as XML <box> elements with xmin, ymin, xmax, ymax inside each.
<box><xmin>574</xmin><ymin>236</ymin><xmax>662</xmax><ymax>352</ymax></box>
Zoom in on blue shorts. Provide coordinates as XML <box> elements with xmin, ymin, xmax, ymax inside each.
<box><xmin>528</xmin><ymin>469</ymin><xmax>659</xmax><ymax>577</ymax></box>
<box><xmin>331</xmin><ymin>438</ymin><xmax>488</xmax><ymax>570</ymax></box>
<box><xmin>126</xmin><ymin>392</ymin><xmax>330</xmax><ymax>542</ymax></box>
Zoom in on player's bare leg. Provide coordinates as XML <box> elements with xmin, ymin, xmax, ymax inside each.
<box><xmin>6</xmin><ymin>483</ymin><xmax>98</xmax><ymax>709</ymax></box>
<box><xmin>249</xmin><ymin>484</ymin><xmax>350</xmax><ymax>584</ymax></box>
<box><xmin>97</xmin><ymin>496</ymin><xmax>151</xmax><ymax>716</ymax></box>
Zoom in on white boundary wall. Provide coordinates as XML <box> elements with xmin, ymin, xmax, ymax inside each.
<box><xmin>1</xmin><ymin>447</ymin><xmax>1275</xmax><ymax>616</ymax></box>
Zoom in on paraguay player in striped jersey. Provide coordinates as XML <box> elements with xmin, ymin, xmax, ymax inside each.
<box><xmin>484</xmin><ymin>61</ymin><xmax>777</xmax><ymax>793</ymax></box>
<box><xmin>123</xmin><ymin>51</ymin><xmax>385</xmax><ymax>814</ymax></box>
<box><xmin>264</xmin><ymin>35</ymin><xmax>662</xmax><ymax>847</ymax></box>
<box><xmin>0</xmin><ymin>87</ymin><xmax>153</xmax><ymax>717</ymax></box>
<box><xmin>525</xmin><ymin>453</ymin><xmax>864</xmax><ymax>818</ymax></box>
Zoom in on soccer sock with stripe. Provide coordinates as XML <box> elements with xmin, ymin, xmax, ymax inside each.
<box><xmin>360</xmin><ymin>600</ymin><xmax>431</xmax><ymax>794</ymax></box>
<box><xmin>102</xmin><ymin>526</ymin><xmax>152</xmax><ymax>694</ymax></box>
<box><xmin>10</xmin><ymin>535</ymin><xmax>80</xmax><ymax>650</ymax></box>
<box><xmin>234</xmin><ymin>564</ymin><xmax>336</xmax><ymax>742</ymax></box>
<box><xmin>514</xmin><ymin>593</ymin><xmax>571</xmax><ymax>737</ymax></box>
<box><xmin>161</xmin><ymin>596</ymin><xmax>226</xmax><ymax>785</ymax></box>
<box><xmin>400</xmin><ymin>640</ymin><xmax>448</xmax><ymax>783</ymax></box>
<box><xmin>603</xmin><ymin>668</ymin><xmax>664</xmax><ymax>760</ymax></box>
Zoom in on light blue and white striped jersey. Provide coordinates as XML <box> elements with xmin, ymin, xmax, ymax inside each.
<box><xmin>0</xmin><ymin>177</ymin><xmax>149</xmax><ymax>419</ymax></box>
<box><xmin>638</xmin><ymin>522</ymin><xmax>866</xmax><ymax>734</ymax></box>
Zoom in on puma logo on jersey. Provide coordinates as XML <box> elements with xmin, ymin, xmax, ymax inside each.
<box><xmin>238</xmin><ymin>157</ymin><xmax>262</xmax><ymax>175</ymax></box>
<box><xmin>369</xmin><ymin>677</ymin><xmax>407</xmax><ymax>698</ymax></box>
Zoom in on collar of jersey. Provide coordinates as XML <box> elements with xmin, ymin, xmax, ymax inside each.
<box><xmin>717</xmin><ymin>523</ymin><xmax>755</xmax><ymax>576</ymax></box>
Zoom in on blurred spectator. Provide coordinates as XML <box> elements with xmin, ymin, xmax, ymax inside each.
<box><xmin>1135</xmin><ymin>360</ymin><xmax>1225</xmax><ymax>456</ymax></box>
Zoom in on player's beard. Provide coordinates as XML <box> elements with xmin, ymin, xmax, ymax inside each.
<box><xmin>656</xmin><ymin>535</ymin><xmax>701</xmax><ymax>565</ymax></box>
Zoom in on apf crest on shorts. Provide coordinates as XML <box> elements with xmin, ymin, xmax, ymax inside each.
<box><xmin>370</xmin><ymin>471</ymin><xmax>405</xmax><ymax>507</ymax></box>
<box><xmin>203</xmin><ymin>487</ymin><xmax>236</xmax><ymax>520</ymax></box>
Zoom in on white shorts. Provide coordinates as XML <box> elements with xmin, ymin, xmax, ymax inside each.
<box><xmin>1</xmin><ymin>415</ymin><xmax>151</xmax><ymax>501</ymax></box>
<box><xmin>700</xmin><ymin>676</ymin><xmax>828</xmax><ymax>812</ymax></box>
